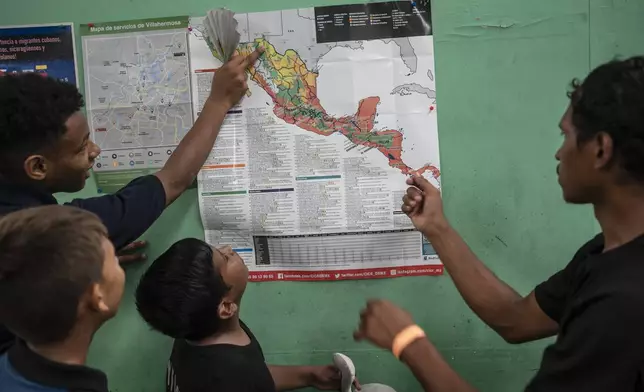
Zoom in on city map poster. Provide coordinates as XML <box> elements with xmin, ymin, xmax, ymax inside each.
<box><xmin>80</xmin><ymin>16</ymin><xmax>193</xmax><ymax>193</ymax></box>
<box><xmin>190</xmin><ymin>1</ymin><xmax>443</xmax><ymax>282</ymax></box>
<box><xmin>0</xmin><ymin>23</ymin><xmax>78</xmax><ymax>85</ymax></box>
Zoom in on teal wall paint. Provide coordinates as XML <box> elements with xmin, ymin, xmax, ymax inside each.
<box><xmin>2</xmin><ymin>0</ymin><xmax>643</xmax><ymax>390</ymax></box>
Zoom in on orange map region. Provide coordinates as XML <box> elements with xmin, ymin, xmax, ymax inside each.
<box><xmin>238</xmin><ymin>38</ymin><xmax>440</xmax><ymax>179</ymax></box>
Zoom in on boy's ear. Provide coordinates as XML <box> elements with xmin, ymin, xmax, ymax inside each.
<box><xmin>24</xmin><ymin>155</ymin><xmax>48</xmax><ymax>181</ymax></box>
<box><xmin>217</xmin><ymin>300</ymin><xmax>238</xmax><ymax>320</ymax></box>
<box><xmin>85</xmin><ymin>283</ymin><xmax>109</xmax><ymax>313</ymax></box>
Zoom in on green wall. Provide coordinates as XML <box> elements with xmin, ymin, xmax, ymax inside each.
<box><xmin>3</xmin><ymin>0</ymin><xmax>643</xmax><ymax>391</ymax></box>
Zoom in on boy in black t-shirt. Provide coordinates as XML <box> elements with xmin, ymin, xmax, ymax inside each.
<box><xmin>136</xmin><ymin>238</ymin><xmax>354</xmax><ymax>392</ymax></box>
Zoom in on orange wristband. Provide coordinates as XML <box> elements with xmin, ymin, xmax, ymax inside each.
<box><xmin>392</xmin><ymin>325</ymin><xmax>426</xmax><ymax>359</ymax></box>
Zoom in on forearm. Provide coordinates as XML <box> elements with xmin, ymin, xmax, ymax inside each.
<box><xmin>155</xmin><ymin>99</ymin><xmax>229</xmax><ymax>204</ymax></box>
<box><xmin>268</xmin><ymin>365</ymin><xmax>311</xmax><ymax>391</ymax></box>
<box><xmin>401</xmin><ymin>338</ymin><xmax>476</xmax><ymax>392</ymax></box>
<box><xmin>426</xmin><ymin>224</ymin><xmax>524</xmax><ymax>336</ymax></box>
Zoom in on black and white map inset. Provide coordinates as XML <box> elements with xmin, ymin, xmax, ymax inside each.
<box><xmin>84</xmin><ymin>30</ymin><xmax>192</xmax><ymax>156</ymax></box>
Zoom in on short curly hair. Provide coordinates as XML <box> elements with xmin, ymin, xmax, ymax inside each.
<box><xmin>0</xmin><ymin>73</ymin><xmax>84</xmax><ymax>177</ymax></box>
<box><xmin>568</xmin><ymin>56</ymin><xmax>644</xmax><ymax>183</ymax></box>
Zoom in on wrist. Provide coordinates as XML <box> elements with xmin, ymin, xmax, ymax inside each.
<box><xmin>392</xmin><ymin>324</ymin><xmax>426</xmax><ymax>359</ymax></box>
<box><xmin>301</xmin><ymin>366</ymin><xmax>317</xmax><ymax>387</ymax></box>
<box><xmin>400</xmin><ymin>337</ymin><xmax>433</xmax><ymax>365</ymax></box>
<box><xmin>205</xmin><ymin>95</ymin><xmax>232</xmax><ymax>114</ymax></box>
<box><xmin>422</xmin><ymin>217</ymin><xmax>451</xmax><ymax>241</ymax></box>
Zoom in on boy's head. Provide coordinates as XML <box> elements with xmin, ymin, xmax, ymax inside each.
<box><xmin>556</xmin><ymin>56</ymin><xmax>644</xmax><ymax>204</ymax></box>
<box><xmin>0</xmin><ymin>205</ymin><xmax>124</xmax><ymax>345</ymax></box>
<box><xmin>0</xmin><ymin>74</ymin><xmax>101</xmax><ymax>192</ymax></box>
<box><xmin>135</xmin><ymin>238</ymin><xmax>249</xmax><ymax>341</ymax></box>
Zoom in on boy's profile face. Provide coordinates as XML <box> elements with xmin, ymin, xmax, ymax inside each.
<box><xmin>93</xmin><ymin>237</ymin><xmax>126</xmax><ymax>319</ymax></box>
<box><xmin>25</xmin><ymin>112</ymin><xmax>101</xmax><ymax>193</ymax></box>
<box><xmin>213</xmin><ymin>245</ymin><xmax>248</xmax><ymax>300</ymax></box>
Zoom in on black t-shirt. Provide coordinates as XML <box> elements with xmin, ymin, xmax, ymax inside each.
<box><xmin>528</xmin><ymin>234</ymin><xmax>644</xmax><ymax>391</ymax></box>
<box><xmin>167</xmin><ymin>321</ymin><xmax>276</xmax><ymax>392</ymax></box>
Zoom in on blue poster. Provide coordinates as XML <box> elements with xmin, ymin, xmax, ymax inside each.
<box><xmin>0</xmin><ymin>24</ymin><xmax>77</xmax><ymax>85</ymax></box>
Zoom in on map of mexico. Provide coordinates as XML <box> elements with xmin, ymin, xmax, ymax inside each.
<box><xmin>237</xmin><ymin>38</ymin><xmax>440</xmax><ymax>179</ymax></box>
<box><xmin>190</xmin><ymin>1</ymin><xmax>443</xmax><ymax>281</ymax></box>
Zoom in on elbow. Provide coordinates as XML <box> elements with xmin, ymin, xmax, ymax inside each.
<box><xmin>495</xmin><ymin>327</ymin><xmax>529</xmax><ymax>345</ymax></box>
<box><xmin>167</xmin><ymin>178</ymin><xmax>193</xmax><ymax>201</ymax></box>
<box><xmin>501</xmin><ymin>333</ymin><xmax>526</xmax><ymax>345</ymax></box>
<box><xmin>156</xmin><ymin>172</ymin><xmax>195</xmax><ymax>206</ymax></box>
<box><xmin>175</xmin><ymin>177</ymin><xmax>195</xmax><ymax>194</ymax></box>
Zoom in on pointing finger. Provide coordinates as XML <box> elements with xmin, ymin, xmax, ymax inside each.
<box><xmin>242</xmin><ymin>48</ymin><xmax>263</xmax><ymax>68</ymax></box>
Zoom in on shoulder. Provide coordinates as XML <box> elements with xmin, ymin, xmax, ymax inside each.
<box><xmin>172</xmin><ymin>338</ymin><xmax>263</xmax><ymax>369</ymax></box>
<box><xmin>0</xmin><ymin>353</ymin><xmax>35</xmax><ymax>391</ymax></box>
<box><xmin>171</xmin><ymin>340</ymin><xmax>270</xmax><ymax>391</ymax></box>
<box><xmin>0</xmin><ymin>353</ymin><xmax>8</xmax><ymax>372</ymax></box>
<box><xmin>557</xmin><ymin>234</ymin><xmax>604</xmax><ymax>276</ymax></box>
<box><xmin>240</xmin><ymin>320</ymin><xmax>257</xmax><ymax>340</ymax></box>
<box><xmin>533</xmin><ymin>234</ymin><xmax>603</xmax><ymax>321</ymax></box>
<box><xmin>576</xmin><ymin>234</ymin><xmax>604</xmax><ymax>256</ymax></box>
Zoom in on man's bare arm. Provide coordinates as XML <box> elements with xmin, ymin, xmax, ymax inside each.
<box><xmin>355</xmin><ymin>300</ymin><xmax>477</xmax><ymax>392</ymax></box>
<box><xmin>402</xmin><ymin>338</ymin><xmax>477</xmax><ymax>392</ymax></box>
<box><xmin>403</xmin><ymin>175</ymin><xmax>558</xmax><ymax>343</ymax></box>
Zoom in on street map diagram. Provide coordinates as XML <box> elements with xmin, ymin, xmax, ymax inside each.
<box><xmin>190</xmin><ymin>2</ymin><xmax>443</xmax><ymax>281</ymax></box>
<box><xmin>81</xmin><ymin>17</ymin><xmax>192</xmax><ymax>192</ymax></box>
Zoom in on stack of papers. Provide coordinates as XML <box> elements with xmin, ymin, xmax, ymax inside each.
<box><xmin>203</xmin><ymin>8</ymin><xmax>241</xmax><ymax>62</ymax></box>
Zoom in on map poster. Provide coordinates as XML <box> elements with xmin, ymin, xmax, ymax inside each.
<box><xmin>80</xmin><ymin>16</ymin><xmax>193</xmax><ymax>193</ymax></box>
<box><xmin>190</xmin><ymin>1</ymin><xmax>443</xmax><ymax>282</ymax></box>
<box><xmin>0</xmin><ymin>23</ymin><xmax>78</xmax><ymax>85</ymax></box>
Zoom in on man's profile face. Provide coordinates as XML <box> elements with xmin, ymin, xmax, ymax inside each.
<box><xmin>43</xmin><ymin>112</ymin><xmax>101</xmax><ymax>193</ymax></box>
<box><xmin>555</xmin><ymin>105</ymin><xmax>602</xmax><ymax>204</ymax></box>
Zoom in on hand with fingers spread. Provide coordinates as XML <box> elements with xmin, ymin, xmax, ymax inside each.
<box><xmin>354</xmin><ymin>299</ymin><xmax>417</xmax><ymax>352</ymax></box>
<box><xmin>402</xmin><ymin>174</ymin><xmax>449</xmax><ymax>237</ymax></box>
<box><xmin>116</xmin><ymin>240</ymin><xmax>148</xmax><ymax>265</ymax></box>
<box><xmin>208</xmin><ymin>48</ymin><xmax>263</xmax><ymax>109</ymax></box>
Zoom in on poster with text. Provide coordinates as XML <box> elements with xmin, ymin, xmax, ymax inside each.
<box><xmin>0</xmin><ymin>23</ymin><xmax>78</xmax><ymax>85</ymax></box>
<box><xmin>190</xmin><ymin>1</ymin><xmax>442</xmax><ymax>282</ymax></box>
<box><xmin>80</xmin><ymin>16</ymin><xmax>192</xmax><ymax>193</ymax></box>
